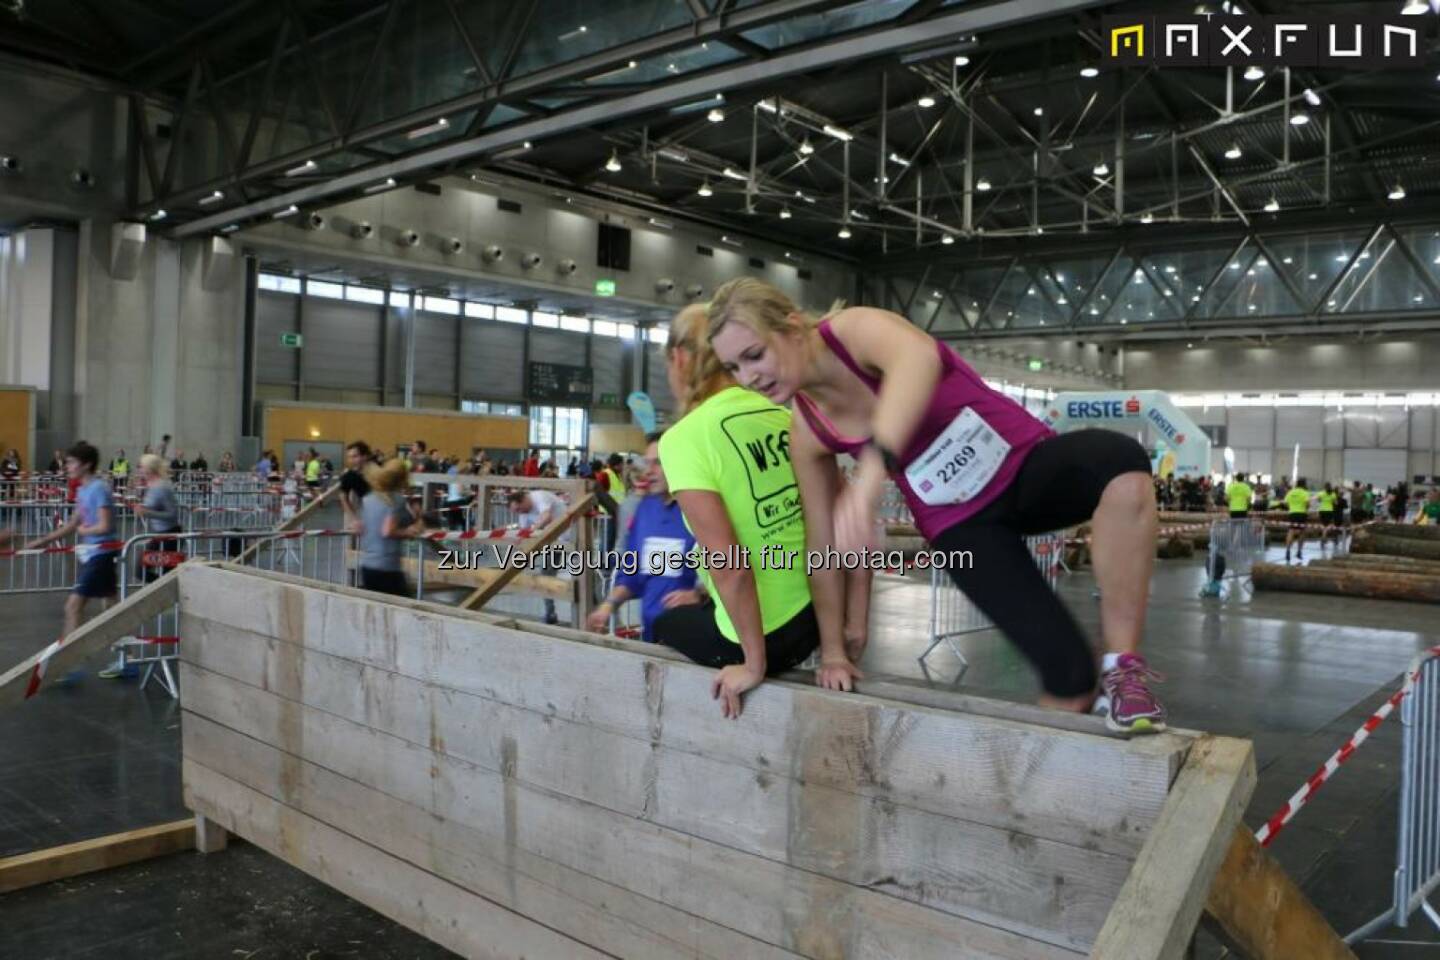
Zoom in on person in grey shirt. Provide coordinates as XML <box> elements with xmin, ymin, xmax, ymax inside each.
<box><xmin>359</xmin><ymin>459</ymin><xmax>422</xmax><ymax>596</ymax></box>
<box><xmin>135</xmin><ymin>454</ymin><xmax>182</xmax><ymax>583</ymax></box>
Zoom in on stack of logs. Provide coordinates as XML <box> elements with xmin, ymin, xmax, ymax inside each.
<box><xmin>1253</xmin><ymin>523</ymin><xmax>1440</xmax><ymax>603</ymax></box>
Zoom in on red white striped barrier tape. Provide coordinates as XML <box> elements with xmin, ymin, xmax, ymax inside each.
<box><xmin>0</xmin><ymin>539</ymin><xmax>125</xmax><ymax>558</ymax></box>
<box><xmin>418</xmin><ymin>526</ymin><xmax>536</xmax><ymax>541</ymax></box>
<box><xmin>24</xmin><ymin>636</ymin><xmax>65</xmax><ymax>698</ymax></box>
<box><xmin>1254</xmin><ymin>644</ymin><xmax>1440</xmax><ymax>848</ymax></box>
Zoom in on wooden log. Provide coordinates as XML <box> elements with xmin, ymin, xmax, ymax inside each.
<box><xmin>1363</xmin><ymin>522</ymin><xmax>1440</xmax><ymax>542</ymax></box>
<box><xmin>1351</xmin><ymin>533</ymin><xmax>1440</xmax><ymax>561</ymax></box>
<box><xmin>0</xmin><ymin>820</ymin><xmax>194</xmax><ymax>893</ymax></box>
<box><xmin>0</xmin><ymin>574</ymin><xmax>179</xmax><ymax>708</ymax></box>
<box><xmin>1252</xmin><ymin>563</ymin><xmax>1440</xmax><ymax>603</ymax></box>
<box><xmin>1090</xmin><ymin>736</ymin><xmax>1256</xmax><ymax>960</ymax></box>
<box><xmin>1157</xmin><ymin>536</ymin><xmax>1195</xmax><ymax>559</ymax></box>
<box><xmin>1310</xmin><ymin>554</ymin><xmax>1440</xmax><ymax>574</ymax></box>
<box><xmin>184</xmin><ymin>760</ymin><xmax>608</xmax><ymax>960</ymax></box>
<box><xmin>459</xmin><ymin>494</ymin><xmax>595</xmax><ymax>610</ymax></box>
<box><xmin>1202</xmin><ymin>827</ymin><xmax>1357</xmax><ymax>960</ymax></box>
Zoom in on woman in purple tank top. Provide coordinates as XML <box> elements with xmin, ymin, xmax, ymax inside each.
<box><xmin>706</xmin><ymin>278</ymin><xmax>1166</xmax><ymax>734</ymax></box>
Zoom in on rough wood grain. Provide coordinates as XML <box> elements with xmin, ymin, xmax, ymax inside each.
<box><xmin>1203</xmin><ymin>827</ymin><xmax>1357</xmax><ymax>960</ymax></box>
<box><xmin>0</xmin><ymin>820</ymin><xmax>194</xmax><ymax>893</ymax></box>
<box><xmin>177</xmin><ymin>566</ymin><xmax>1181</xmax><ymax>857</ymax></box>
<box><xmin>1363</xmin><ymin>522</ymin><xmax>1440</xmax><ymax>542</ymax></box>
<box><xmin>180</xmin><ymin>622</ymin><xmax>1130</xmax><ymax>948</ymax></box>
<box><xmin>184</xmin><ymin>759</ymin><xmax>609</xmax><ymax>960</ymax></box>
<box><xmin>1252</xmin><ymin>563</ymin><xmax>1440</xmax><ymax>603</ymax></box>
<box><xmin>1351</xmin><ymin>533</ymin><xmax>1440</xmax><ymax>561</ymax></box>
<box><xmin>1090</xmin><ymin>736</ymin><xmax>1256</xmax><ymax>960</ymax></box>
<box><xmin>0</xmin><ymin>574</ymin><xmax>179</xmax><ymax>709</ymax></box>
<box><xmin>344</xmin><ymin>548</ymin><xmax>573</xmax><ymax>598</ymax></box>
<box><xmin>180</xmin><ymin>672</ymin><xmax>1080</xmax><ymax>960</ymax></box>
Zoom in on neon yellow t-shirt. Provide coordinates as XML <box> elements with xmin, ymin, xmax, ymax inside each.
<box><xmin>1317</xmin><ymin>491</ymin><xmax>1336</xmax><ymax>511</ymax></box>
<box><xmin>1285</xmin><ymin>487</ymin><xmax>1310</xmax><ymax>513</ymax></box>
<box><xmin>1226</xmin><ymin>481</ymin><xmax>1252</xmax><ymax>513</ymax></box>
<box><xmin>305</xmin><ymin>459</ymin><xmax>321</xmax><ymax>482</ymax></box>
<box><xmin>605</xmin><ymin>467</ymin><xmax>627</xmax><ymax>499</ymax></box>
<box><xmin>659</xmin><ymin>386</ymin><xmax>810</xmax><ymax>643</ymax></box>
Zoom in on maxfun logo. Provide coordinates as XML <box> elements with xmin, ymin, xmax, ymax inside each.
<box><xmin>1103</xmin><ymin>15</ymin><xmax>1427</xmax><ymax>69</ymax></box>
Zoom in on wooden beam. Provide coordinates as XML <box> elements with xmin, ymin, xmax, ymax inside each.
<box><xmin>1090</xmin><ymin>736</ymin><xmax>1257</xmax><ymax>960</ymax></box>
<box><xmin>344</xmin><ymin>549</ymin><xmax>574</xmax><ymax>599</ymax></box>
<box><xmin>233</xmin><ymin>482</ymin><xmax>340</xmax><ymax>565</ymax></box>
<box><xmin>0</xmin><ymin>574</ymin><xmax>179</xmax><ymax>708</ymax></box>
<box><xmin>0</xmin><ymin>820</ymin><xmax>194</xmax><ymax>893</ymax></box>
<box><xmin>1349</xmin><ymin>532</ymin><xmax>1440</xmax><ymax>562</ymax></box>
<box><xmin>1252</xmin><ymin>562</ymin><xmax>1440</xmax><ymax>603</ymax></box>
<box><xmin>1203</xmin><ymin>827</ymin><xmax>1358</xmax><ymax>960</ymax></box>
<box><xmin>459</xmin><ymin>495</ymin><xmax>595</xmax><ymax>610</ymax></box>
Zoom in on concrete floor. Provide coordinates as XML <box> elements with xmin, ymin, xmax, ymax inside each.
<box><xmin>0</xmin><ymin>539</ymin><xmax>1435</xmax><ymax>958</ymax></box>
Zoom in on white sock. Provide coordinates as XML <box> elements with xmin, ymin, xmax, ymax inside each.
<box><xmin>1101</xmin><ymin>652</ymin><xmax>1122</xmax><ymax>672</ymax></box>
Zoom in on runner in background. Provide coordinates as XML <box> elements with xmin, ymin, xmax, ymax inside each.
<box><xmin>357</xmin><ymin>459</ymin><xmax>423</xmax><ymax>597</ymax></box>
<box><xmin>339</xmin><ymin>441</ymin><xmax>372</xmax><ymax>531</ymax></box>
<box><xmin>507</xmin><ymin>488</ymin><xmax>565</xmax><ymax>624</ymax></box>
<box><xmin>1284</xmin><ymin>478</ymin><xmax>1311</xmax><ymax>562</ymax></box>
<box><xmin>705</xmin><ymin>278</ymin><xmax>1165</xmax><ymax>733</ymax></box>
<box><xmin>1226</xmin><ymin>473</ymin><xmax>1253</xmax><ymax>519</ymax></box>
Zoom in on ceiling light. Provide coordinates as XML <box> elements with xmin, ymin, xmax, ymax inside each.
<box><xmin>1264</xmin><ymin>197</ymin><xmax>1280</xmax><ymax>212</ymax></box>
<box><xmin>647</xmin><ymin>217</ymin><xmax>673</xmax><ymax>229</ymax></box>
<box><xmin>720</xmin><ymin>235</ymin><xmax>742</xmax><ymax>247</ymax></box>
<box><xmin>838</xmin><ymin>225</ymin><xmax>852</xmax><ymax>239</ymax></box>
<box><xmin>721</xmin><ymin>166</ymin><xmax>748</xmax><ymax>182</ymax></box>
<box><xmin>822</xmin><ymin>124</ymin><xmax>853</xmax><ymax>141</ymax></box>
<box><xmin>1187</xmin><ymin>342</ymin><xmax>1194</xmax><ymax>349</ymax></box>
<box><xmin>1244</xmin><ymin>65</ymin><xmax>1264</xmax><ymax>81</ymax></box>
<box><xmin>1140</xmin><ymin>212</ymin><xmax>1154</xmax><ymax>223</ymax></box>
<box><xmin>1033</xmin><ymin>107</ymin><xmax>1044</xmax><ymax>117</ymax></box>
<box><xmin>407</xmin><ymin>117</ymin><xmax>450</xmax><ymax>140</ymax></box>
<box><xmin>219</xmin><ymin>224</ymin><xmax>239</xmax><ymax>234</ymax></box>
<box><xmin>1415</xmin><ymin>294</ymin><xmax>1425</xmax><ymax>302</ymax></box>
<box><xmin>798</xmin><ymin>139</ymin><xmax>815</xmax><ymax>155</ymax></box>
<box><xmin>707</xmin><ymin>108</ymin><xmax>725</xmax><ymax>122</ymax></box>
<box><xmin>975</xmin><ymin>177</ymin><xmax>992</xmax><ymax>191</ymax></box>
<box><xmin>272</xmin><ymin>204</ymin><xmax>300</xmax><ymax>220</ymax></box>
<box><xmin>1164</xmin><ymin>265</ymin><xmax>1177</xmax><ymax>273</ymax></box>
<box><xmin>199</xmin><ymin>190</ymin><xmax>225</xmax><ymax>206</ymax></box>
<box><xmin>918</xmin><ymin>95</ymin><xmax>936</xmax><ymax>108</ymax></box>
<box><xmin>1231</xmin><ymin>262</ymin><xmax>1243</xmax><ymax>270</ymax></box>
<box><xmin>604</xmin><ymin>151</ymin><xmax>622</xmax><ymax>173</ymax></box>
<box><xmin>1224</xmin><ymin>143</ymin><xmax>1243</xmax><ymax>160</ymax></box>
<box><xmin>1080</xmin><ymin>66</ymin><xmax>1099</xmax><ymax>78</ymax></box>
<box><xmin>849</xmin><ymin>209</ymin><xmax>869</xmax><ymax>221</ymax></box>
<box><xmin>1402</xmin><ymin>1</ymin><xmax>1427</xmax><ymax>12</ymax></box>
<box><xmin>658</xmin><ymin>147</ymin><xmax>689</xmax><ymax>162</ymax></box>
<box><xmin>1093</xmin><ymin>161</ymin><xmax>1109</xmax><ymax>177</ymax></box>
<box><xmin>1389</xmin><ymin>183</ymin><xmax>1407</xmax><ymax>200</ymax></box>
<box><xmin>147</xmin><ymin>209</ymin><xmax>167</xmax><ymax>222</ymax></box>
<box><xmin>941</xmin><ymin>234</ymin><xmax>955</xmax><ymax>245</ymax></box>
<box><xmin>757</xmin><ymin>98</ymin><xmax>780</xmax><ymax>114</ymax></box>
<box><xmin>1282</xmin><ymin>256</ymin><xmax>1293</xmax><ymax>264</ymax></box>
<box><xmin>795</xmin><ymin>190</ymin><xmax>816</xmax><ymax>204</ymax></box>
<box><xmin>779</xmin><ymin>206</ymin><xmax>792</xmax><ymax>220</ymax></box>
<box><xmin>1303</xmin><ymin>88</ymin><xmax>1321</xmax><ymax>107</ymax></box>
<box><xmin>697</xmin><ymin>180</ymin><xmax>713</xmax><ymax>197</ymax></box>
<box><xmin>888</xmin><ymin>152</ymin><xmax>910</xmax><ymax>166</ymax></box>
<box><xmin>1309</xmin><ymin>273</ymin><xmax>1318</xmax><ymax>279</ymax></box>
<box><xmin>954</xmin><ymin>55</ymin><xmax>970</xmax><ymax>66</ymax></box>
<box><xmin>1289</xmin><ymin>111</ymin><xmax>1310</xmax><ymax>126</ymax></box>
<box><xmin>286</xmin><ymin>159</ymin><xmax>317</xmax><ymax>177</ymax></box>
<box><xmin>1192</xmin><ymin>295</ymin><xmax>1201</xmax><ymax>302</ymax></box>
<box><xmin>364</xmin><ymin>177</ymin><xmax>397</xmax><ymax>195</ymax></box>
<box><xmin>1057</xmin><ymin>296</ymin><xmax>1068</xmax><ymax>304</ymax></box>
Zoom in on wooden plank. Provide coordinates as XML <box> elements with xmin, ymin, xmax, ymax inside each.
<box><xmin>183</xmin><ymin>759</ymin><xmax>607</xmax><ymax>960</ymax></box>
<box><xmin>344</xmin><ymin>548</ymin><xmax>573</xmax><ymax>599</ymax></box>
<box><xmin>0</xmin><ymin>820</ymin><xmax>194</xmax><ymax>893</ymax></box>
<box><xmin>460</xmin><ymin>494</ymin><xmax>595</xmax><ymax>610</ymax></box>
<box><xmin>233</xmin><ymin>482</ymin><xmax>338</xmax><ymax>565</ymax></box>
<box><xmin>177</xmin><ymin>566</ymin><xmax>1181</xmax><ymax>857</ymax></box>
<box><xmin>1203</xmin><ymin>827</ymin><xmax>1357</xmax><ymax>960</ymax></box>
<box><xmin>184</xmin><ymin>712</ymin><xmax>800</xmax><ymax>960</ymax></box>
<box><xmin>193</xmin><ymin>813</ymin><xmax>228</xmax><ymax>853</ymax></box>
<box><xmin>1090</xmin><ymin>736</ymin><xmax>1256</xmax><ymax>960</ymax></box>
<box><xmin>180</xmin><ymin>670</ymin><xmax>1080</xmax><ymax>959</ymax></box>
<box><xmin>180</xmin><ymin>623</ymin><xmax>1131</xmax><ymax>949</ymax></box>
<box><xmin>0</xmin><ymin>574</ymin><xmax>179</xmax><ymax>709</ymax></box>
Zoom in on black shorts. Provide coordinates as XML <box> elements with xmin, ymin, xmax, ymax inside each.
<box><xmin>1322</xmin><ymin>510</ymin><xmax>1340</xmax><ymax>526</ymax></box>
<box><xmin>1229</xmin><ymin>510</ymin><xmax>1249</xmax><ymax>519</ymax></box>
<box><xmin>359</xmin><ymin>567</ymin><xmax>410</xmax><ymax>597</ymax></box>
<box><xmin>931</xmin><ymin>429</ymin><xmax>1151</xmax><ymax>698</ymax></box>
<box><xmin>652</xmin><ymin>601</ymin><xmax>818</xmax><ymax>675</ymax></box>
<box><xmin>74</xmin><ymin>552</ymin><xmax>118</xmax><ymax>599</ymax></box>
<box><xmin>1288</xmin><ymin>513</ymin><xmax>1308</xmax><ymax>527</ymax></box>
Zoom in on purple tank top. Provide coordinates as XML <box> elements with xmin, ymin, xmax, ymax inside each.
<box><xmin>794</xmin><ymin>319</ymin><xmax>1054</xmax><ymax>540</ymax></box>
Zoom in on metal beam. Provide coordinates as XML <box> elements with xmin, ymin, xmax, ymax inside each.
<box><xmin>237</xmin><ymin>19</ymin><xmax>291</xmax><ymax>174</ymax></box>
<box><xmin>158</xmin><ymin>64</ymin><xmax>203</xmax><ymax>201</ymax></box>
<box><xmin>168</xmin><ymin>0</ymin><xmax>1111</xmax><ymax>235</ymax></box>
<box><xmin>128</xmin><ymin>94</ymin><xmax>162</xmax><ymax>200</ymax></box>
<box><xmin>1386</xmin><ymin>223</ymin><xmax>1440</xmax><ymax>306</ymax></box>
<box><xmin>1311</xmin><ymin>222</ymin><xmax>1384</xmax><ymax>316</ymax></box>
<box><xmin>1250</xmin><ymin>234</ymin><xmax>1309</xmax><ymax>313</ymax></box>
<box><xmin>343</xmin><ymin>0</ymin><xmax>405</xmax><ymax>137</ymax></box>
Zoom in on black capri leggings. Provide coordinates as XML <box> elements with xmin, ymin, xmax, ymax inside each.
<box><xmin>651</xmin><ymin>601</ymin><xmax>818</xmax><ymax>674</ymax></box>
<box><xmin>931</xmin><ymin>429</ymin><xmax>1151</xmax><ymax>698</ymax></box>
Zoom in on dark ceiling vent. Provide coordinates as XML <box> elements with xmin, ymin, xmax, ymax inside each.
<box><xmin>497</xmin><ymin>198</ymin><xmax>522</xmax><ymax>214</ymax></box>
<box><xmin>696</xmin><ymin>244</ymin><xmax>714</xmax><ymax>257</ymax></box>
<box><xmin>414</xmin><ymin>182</ymin><xmax>442</xmax><ymax>196</ymax></box>
<box><xmin>748</xmin><ymin>256</ymin><xmax>765</xmax><ymax>269</ymax></box>
<box><xmin>798</xmin><ymin>268</ymin><xmax>812</xmax><ymax>281</ymax></box>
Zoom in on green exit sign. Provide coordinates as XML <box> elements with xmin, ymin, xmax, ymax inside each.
<box><xmin>281</xmin><ymin>332</ymin><xmax>304</xmax><ymax>348</ymax></box>
<box><xmin>595</xmin><ymin>278</ymin><xmax>616</xmax><ymax>297</ymax></box>
<box><xmin>599</xmin><ymin>392</ymin><xmax>619</xmax><ymax>406</ymax></box>
<box><xmin>1027</xmin><ymin>358</ymin><xmax>1044</xmax><ymax>371</ymax></box>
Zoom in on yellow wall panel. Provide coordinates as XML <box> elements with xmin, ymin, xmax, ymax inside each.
<box><xmin>262</xmin><ymin>402</ymin><xmax>527</xmax><ymax>461</ymax></box>
<box><xmin>0</xmin><ymin>388</ymin><xmax>35</xmax><ymax>469</ymax></box>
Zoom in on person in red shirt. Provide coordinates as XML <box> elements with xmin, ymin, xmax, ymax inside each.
<box><xmin>521</xmin><ymin>449</ymin><xmax>540</xmax><ymax>478</ymax></box>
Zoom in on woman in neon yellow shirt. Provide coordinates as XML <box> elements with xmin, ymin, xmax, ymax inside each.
<box><xmin>655</xmin><ymin>305</ymin><xmax>868</xmax><ymax>718</ymax></box>
<box><xmin>1284</xmin><ymin>479</ymin><xmax>1311</xmax><ymax>562</ymax></box>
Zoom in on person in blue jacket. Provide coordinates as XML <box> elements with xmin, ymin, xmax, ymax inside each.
<box><xmin>586</xmin><ymin>433</ymin><xmax>704</xmax><ymax>641</ymax></box>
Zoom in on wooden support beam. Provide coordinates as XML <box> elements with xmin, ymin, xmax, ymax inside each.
<box><xmin>193</xmin><ymin>813</ymin><xmax>229</xmax><ymax>853</ymax></box>
<box><xmin>0</xmin><ymin>574</ymin><xmax>179</xmax><ymax>708</ymax></box>
<box><xmin>233</xmin><ymin>482</ymin><xmax>340</xmax><ymax>565</ymax></box>
<box><xmin>1091</xmin><ymin>736</ymin><xmax>1256</xmax><ymax>960</ymax></box>
<box><xmin>0</xmin><ymin>820</ymin><xmax>194</xmax><ymax>893</ymax></box>
<box><xmin>459</xmin><ymin>495</ymin><xmax>595</xmax><ymax>611</ymax></box>
<box><xmin>1203</xmin><ymin>827</ymin><xmax>1358</xmax><ymax>960</ymax></box>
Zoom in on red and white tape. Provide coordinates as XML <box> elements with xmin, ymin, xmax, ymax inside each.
<box><xmin>0</xmin><ymin>539</ymin><xmax>126</xmax><ymax>558</ymax></box>
<box><xmin>1254</xmin><ymin>644</ymin><xmax>1440</xmax><ymax>848</ymax></box>
<box><xmin>419</xmin><ymin>526</ymin><xmax>537</xmax><ymax>541</ymax></box>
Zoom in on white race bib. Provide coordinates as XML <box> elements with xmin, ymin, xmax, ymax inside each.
<box><xmin>75</xmin><ymin>544</ymin><xmax>96</xmax><ymax>564</ymax></box>
<box><xmin>642</xmin><ymin>536</ymin><xmax>686</xmax><ymax>577</ymax></box>
<box><xmin>904</xmin><ymin>408</ymin><xmax>1011</xmax><ymax>506</ymax></box>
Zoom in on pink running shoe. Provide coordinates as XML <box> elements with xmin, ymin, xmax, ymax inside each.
<box><xmin>1099</xmin><ymin>653</ymin><xmax>1167</xmax><ymax>734</ymax></box>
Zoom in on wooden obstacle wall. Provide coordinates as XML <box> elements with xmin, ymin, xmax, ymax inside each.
<box><xmin>173</xmin><ymin>563</ymin><xmax>1252</xmax><ymax>959</ymax></box>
